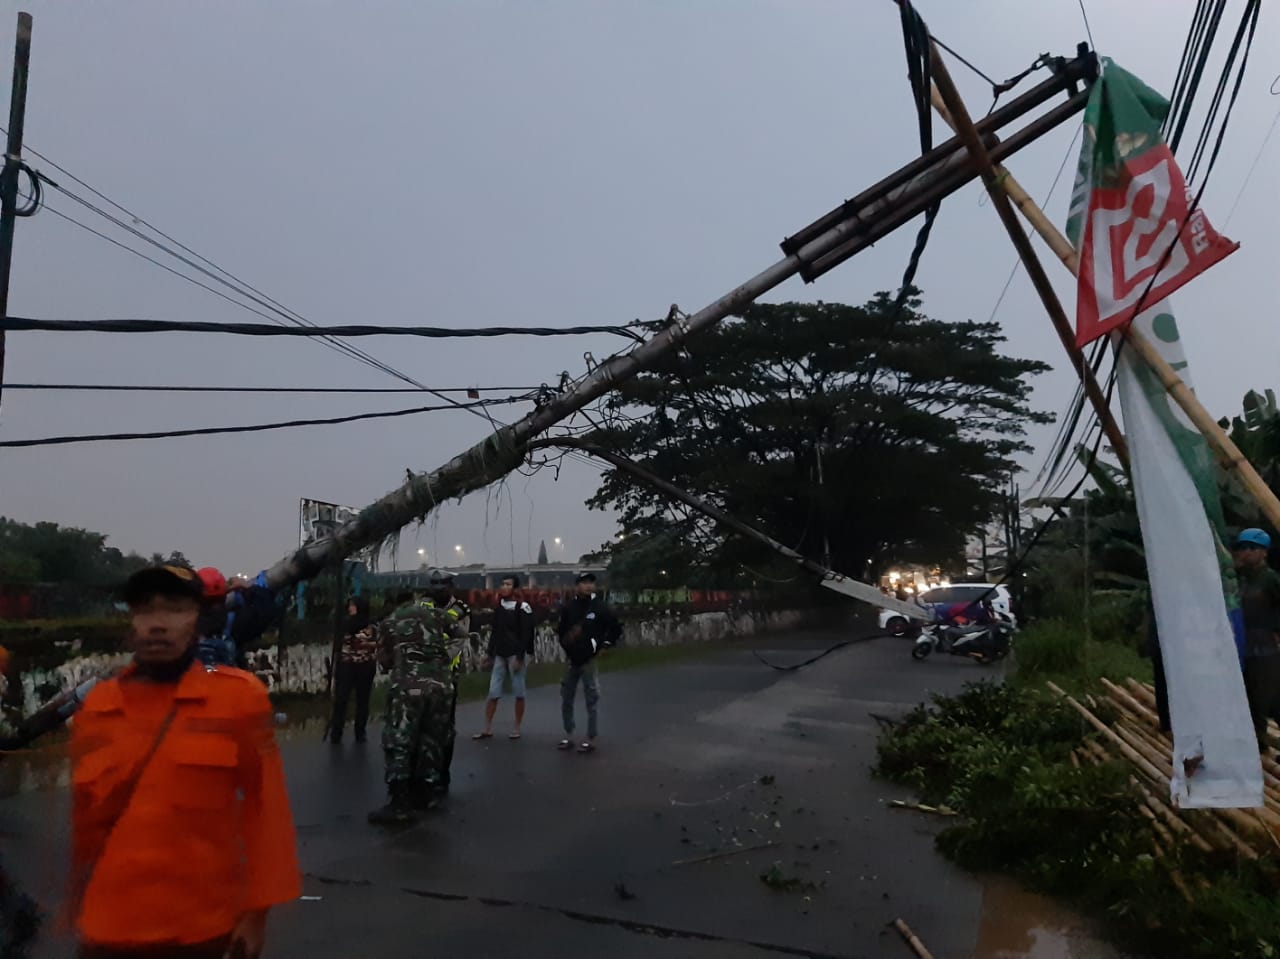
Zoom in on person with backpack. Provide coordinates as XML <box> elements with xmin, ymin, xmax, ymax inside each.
<box><xmin>556</xmin><ymin>573</ymin><xmax>621</xmax><ymax>753</ymax></box>
<box><xmin>473</xmin><ymin>575</ymin><xmax>536</xmax><ymax>741</ymax></box>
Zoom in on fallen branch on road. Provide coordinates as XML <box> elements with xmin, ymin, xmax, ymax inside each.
<box><xmin>670</xmin><ymin>840</ymin><xmax>780</xmax><ymax>868</ymax></box>
<box><xmin>892</xmin><ymin>918</ymin><xmax>936</xmax><ymax>959</ymax></box>
<box><xmin>888</xmin><ymin>799</ymin><xmax>957</xmax><ymax>817</ymax></box>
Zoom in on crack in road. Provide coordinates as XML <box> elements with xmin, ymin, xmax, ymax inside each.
<box><xmin>400</xmin><ymin>884</ymin><xmax>856</xmax><ymax>959</ymax></box>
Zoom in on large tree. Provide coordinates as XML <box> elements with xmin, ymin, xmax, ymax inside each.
<box><xmin>584</xmin><ymin>293</ymin><xmax>1051</xmax><ymax>586</ymax></box>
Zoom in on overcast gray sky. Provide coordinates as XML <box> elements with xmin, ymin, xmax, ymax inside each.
<box><xmin>1</xmin><ymin>1</ymin><xmax>1276</xmax><ymax>575</ymax></box>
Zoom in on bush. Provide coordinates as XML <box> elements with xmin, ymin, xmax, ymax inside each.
<box><xmin>876</xmin><ymin>681</ymin><xmax>1280</xmax><ymax>958</ymax></box>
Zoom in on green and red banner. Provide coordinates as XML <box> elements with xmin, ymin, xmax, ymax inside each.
<box><xmin>1070</xmin><ymin>62</ymin><xmax>1238</xmax><ymax>347</ymax></box>
<box><xmin>1066</xmin><ymin>60</ymin><xmax>1261</xmax><ymax>809</ymax></box>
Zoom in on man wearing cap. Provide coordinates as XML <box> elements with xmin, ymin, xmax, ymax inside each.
<box><xmin>69</xmin><ymin>565</ymin><xmax>300</xmax><ymax>958</ymax></box>
<box><xmin>556</xmin><ymin>572</ymin><xmax>621</xmax><ymax>753</ymax></box>
<box><xmin>369</xmin><ymin>584</ymin><xmax>468</xmax><ymax>825</ymax></box>
<box><xmin>1233</xmin><ymin>528</ymin><xmax>1280</xmax><ymax>751</ymax></box>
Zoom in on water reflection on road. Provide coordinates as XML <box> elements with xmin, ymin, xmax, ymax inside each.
<box><xmin>0</xmin><ymin>707</ymin><xmax>335</xmax><ymax>798</ymax></box>
<box><xmin>973</xmin><ymin>877</ymin><xmax>1127</xmax><ymax>959</ymax></box>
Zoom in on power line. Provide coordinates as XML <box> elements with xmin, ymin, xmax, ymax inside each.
<box><xmin>5</xmin><ymin>382</ymin><xmax>541</xmax><ymax>395</ymax></box>
<box><xmin>0</xmin><ymin>315</ymin><xmax>641</xmax><ymax>339</ymax></box>
<box><xmin>40</xmin><ymin>189</ymin><xmax>434</xmax><ymax>391</ymax></box>
<box><xmin>0</xmin><ymin>395</ymin><xmax>532</xmax><ymax>449</ymax></box>
<box><xmin>1075</xmin><ymin>0</ymin><xmax>1096</xmax><ymax>50</ymax></box>
<box><xmin>1223</xmin><ymin>99</ymin><xmax>1280</xmax><ymax>228</ymax></box>
<box><xmin>8</xmin><ymin>134</ymin><xmax>496</xmax><ymax>416</ymax></box>
<box><xmin>986</xmin><ymin>123</ymin><xmax>1081</xmax><ymax>326</ymax></box>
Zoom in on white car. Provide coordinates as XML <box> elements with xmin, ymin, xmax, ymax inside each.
<box><xmin>878</xmin><ymin>583</ymin><xmax>1015</xmax><ymax>637</ymax></box>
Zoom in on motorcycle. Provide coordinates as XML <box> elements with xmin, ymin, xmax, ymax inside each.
<box><xmin>911</xmin><ymin>609</ymin><xmax>1014</xmax><ymax>665</ymax></box>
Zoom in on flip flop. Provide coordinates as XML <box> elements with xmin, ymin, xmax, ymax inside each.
<box><xmin>472</xmin><ymin>732</ymin><xmax>494</xmax><ymax>740</ymax></box>
<box><xmin>556</xmin><ymin>739</ymin><xmax>573</xmax><ymax>750</ymax></box>
<box><xmin>508</xmin><ymin>732</ymin><xmax>522</xmax><ymax>740</ymax></box>
<box><xmin>576</xmin><ymin>741</ymin><xmax>596</xmax><ymax>754</ymax></box>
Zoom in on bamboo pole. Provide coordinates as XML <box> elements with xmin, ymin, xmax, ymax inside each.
<box><xmin>1049</xmin><ymin>682</ymin><xmax>1170</xmax><ymax>786</ymax></box>
<box><xmin>1104</xmin><ymin>682</ymin><xmax>1280</xmax><ymax>814</ymax></box>
<box><xmin>1051</xmin><ymin>681</ymin><xmax>1264</xmax><ymax>855</ymax></box>
<box><xmin>924</xmin><ymin>58</ymin><xmax>1128</xmax><ymax>465</ymax></box>
<box><xmin>1130</xmin><ymin>776</ymin><xmax>1215</xmax><ymax>854</ymax></box>
<box><xmin>928</xmin><ymin>73</ymin><xmax>1280</xmax><ymax>530</ymax></box>
<box><xmin>893</xmin><ymin>919</ymin><xmax>936</xmax><ymax>959</ymax></box>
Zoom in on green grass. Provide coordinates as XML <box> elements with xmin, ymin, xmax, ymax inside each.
<box><xmin>1011</xmin><ymin>618</ymin><xmax>1153</xmax><ymax>695</ymax></box>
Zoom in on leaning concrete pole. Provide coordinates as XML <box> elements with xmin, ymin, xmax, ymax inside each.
<box><xmin>261</xmin><ymin>55</ymin><xmax>1097</xmax><ymax>591</ymax></box>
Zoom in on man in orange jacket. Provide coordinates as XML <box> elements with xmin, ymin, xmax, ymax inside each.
<box><xmin>70</xmin><ymin>565</ymin><xmax>300</xmax><ymax>958</ymax></box>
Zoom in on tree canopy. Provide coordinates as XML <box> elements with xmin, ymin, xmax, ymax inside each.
<box><xmin>0</xmin><ymin>518</ymin><xmax>154</xmax><ymax>587</ymax></box>
<box><xmin>585</xmin><ymin>292</ymin><xmax>1051</xmax><ymax>586</ymax></box>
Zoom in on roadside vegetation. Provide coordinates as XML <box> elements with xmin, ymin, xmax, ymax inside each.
<box><xmin>877</xmin><ymin>682</ymin><xmax>1280</xmax><ymax>958</ymax></box>
<box><xmin>876</xmin><ymin>388</ymin><xmax>1280</xmax><ymax>958</ymax></box>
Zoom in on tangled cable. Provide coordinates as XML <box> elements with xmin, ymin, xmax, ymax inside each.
<box><xmin>890</xmin><ymin>1</ymin><xmax>940</xmax><ymax>312</ymax></box>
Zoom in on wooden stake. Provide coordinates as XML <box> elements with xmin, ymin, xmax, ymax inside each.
<box><xmin>893</xmin><ymin>919</ymin><xmax>936</xmax><ymax>959</ymax></box>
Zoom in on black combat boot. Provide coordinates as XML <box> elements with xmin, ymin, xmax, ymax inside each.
<box><xmin>409</xmin><ymin>781</ymin><xmax>443</xmax><ymax>811</ymax></box>
<box><xmin>368</xmin><ymin>781</ymin><xmax>416</xmax><ymax>825</ymax></box>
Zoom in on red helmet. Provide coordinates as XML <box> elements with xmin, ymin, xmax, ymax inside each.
<box><xmin>196</xmin><ymin>567</ymin><xmax>228</xmax><ymax>600</ymax></box>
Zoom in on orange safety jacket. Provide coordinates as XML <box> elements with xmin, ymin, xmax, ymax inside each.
<box><xmin>70</xmin><ymin>660</ymin><xmax>300</xmax><ymax>947</ymax></box>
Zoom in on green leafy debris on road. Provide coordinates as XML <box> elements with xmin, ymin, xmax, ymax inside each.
<box><xmin>758</xmin><ymin>864</ymin><xmax>820</xmax><ymax>894</ymax></box>
<box><xmin>876</xmin><ymin>681</ymin><xmax>1280</xmax><ymax>959</ymax></box>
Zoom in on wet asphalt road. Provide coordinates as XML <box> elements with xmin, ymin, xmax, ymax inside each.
<box><xmin>2</xmin><ymin>625</ymin><xmax>1010</xmax><ymax>959</ymax></box>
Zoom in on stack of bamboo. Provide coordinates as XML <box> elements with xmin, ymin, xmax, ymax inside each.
<box><xmin>1048</xmin><ymin>678</ymin><xmax>1280</xmax><ymax>891</ymax></box>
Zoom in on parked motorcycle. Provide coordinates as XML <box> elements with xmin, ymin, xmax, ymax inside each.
<box><xmin>911</xmin><ymin>610</ymin><xmax>1014</xmax><ymax>665</ymax></box>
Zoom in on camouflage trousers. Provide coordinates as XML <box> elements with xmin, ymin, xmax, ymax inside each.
<box><xmin>382</xmin><ymin>672</ymin><xmax>455</xmax><ymax>788</ymax></box>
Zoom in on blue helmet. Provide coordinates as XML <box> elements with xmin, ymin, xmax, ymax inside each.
<box><xmin>1236</xmin><ymin>528</ymin><xmax>1272</xmax><ymax>549</ymax></box>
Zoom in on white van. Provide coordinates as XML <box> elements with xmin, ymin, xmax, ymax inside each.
<box><xmin>878</xmin><ymin>583</ymin><xmax>1014</xmax><ymax>636</ymax></box>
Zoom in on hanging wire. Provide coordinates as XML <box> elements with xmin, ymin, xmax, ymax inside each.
<box><xmin>4</xmin><ymin>382</ymin><xmax>539</xmax><ymax>395</ymax></box>
<box><xmin>0</xmin><ymin>394</ymin><xmax>533</xmax><ymax>449</ymax></box>
<box><xmin>1223</xmin><ymin>88</ymin><xmax>1280</xmax><ymax>229</ymax></box>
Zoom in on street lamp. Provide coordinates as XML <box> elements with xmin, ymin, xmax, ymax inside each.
<box><xmin>417</xmin><ymin>548</ymin><xmax>426</xmax><ymax>557</ymax></box>
<box><xmin>554</xmin><ymin>537</ymin><xmax>562</xmax><ymax>546</ymax></box>
<box><xmin>454</xmin><ymin>544</ymin><xmax>464</xmax><ymax>555</ymax></box>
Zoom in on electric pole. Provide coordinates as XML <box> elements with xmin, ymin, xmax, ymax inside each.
<box><xmin>0</xmin><ymin>12</ymin><xmax>32</xmax><ymax>412</ymax></box>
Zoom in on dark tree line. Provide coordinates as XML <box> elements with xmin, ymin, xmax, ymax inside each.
<box><xmin>0</xmin><ymin>517</ymin><xmax>185</xmax><ymax>588</ymax></box>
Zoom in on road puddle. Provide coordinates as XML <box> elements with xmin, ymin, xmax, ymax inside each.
<box><xmin>973</xmin><ymin>877</ymin><xmax>1126</xmax><ymax>959</ymax></box>
<box><xmin>0</xmin><ymin>710</ymin><xmax>333</xmax><ymax>798</ymax></box>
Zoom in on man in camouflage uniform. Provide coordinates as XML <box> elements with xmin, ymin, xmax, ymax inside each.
<box><xmin>368</xmin><ymin>588</ymin><xmax>467</xmax><ymax>826</ymax></box>
<box><xmin>430</xmin><ymin>570</ymin><xmax>471</xmax><ymax>794</ymax></box>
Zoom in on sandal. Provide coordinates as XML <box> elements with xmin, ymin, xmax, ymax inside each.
<box><xmin>509</xmin><ymin>731</ymin><xmax>522</xmax><ymax>740</ymax></box>
<box><xmin>472</xmin><ymin>731</ymin><xmax>493</xmax><ymax>740</ymax></box>
<box><xmin>556</xmin><ymin>739</ymin><xmax>573</xmax><ymax>750</ymax></box>
<box><xmin>576</xmin><ymin>741</ymin><xmax>596</xmax><ymax>753</ymax></box>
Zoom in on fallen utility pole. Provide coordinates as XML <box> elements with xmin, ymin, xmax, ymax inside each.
<box><xmin>526</xmin><ymin>437</ymin><xmax>931</xmax><ymax>621</ymax></box>
<box><xmin>930</xmin><ymin>61</ymin><xmax>1280</xmax><ymax>531</ymax></box>
<box><xmin>0</xmin><ymin>12</ymin><xmax>32</xmax><ymax>413</ymax></box>
<box><xmin>261</xmin><ymin>50</ymin><xmax>1098</xmax><ymax>591</ymax></box>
